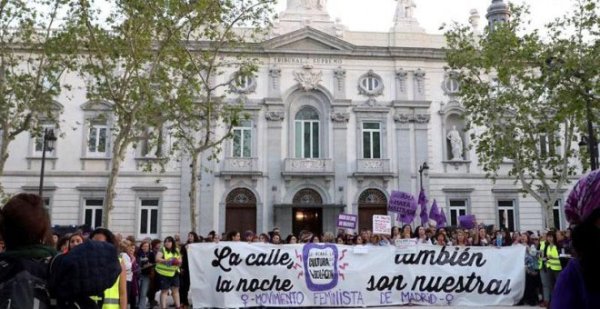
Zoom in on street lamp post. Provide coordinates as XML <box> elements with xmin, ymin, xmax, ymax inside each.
<box><xmin>577</xmin><ymin>95</ymin><xmax>599</xmax><ymax>171</ymax></box>
<box><xmin>39</xmin><ymin>128</ymin><xmax>57</xmax><ymax>198</ymax></box>
<box><xmin>418</xmin><ymin>162</ymin><xmax>429</xmax><ymax>189</ymax></box>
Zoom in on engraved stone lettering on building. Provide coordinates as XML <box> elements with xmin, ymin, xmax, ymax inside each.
<box><xmin>271</xmin><ymin>57</ymin><xmax>343</xmax><ymax>65</ymax></box>
<box><xmin>294</xmin><ymin>65</ymin><xmax>323</xmax><ymax>91</ymax></box>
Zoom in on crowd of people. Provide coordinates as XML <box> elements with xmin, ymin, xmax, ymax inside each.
<box><xmin>1</xmin><ymin>171</ymin><xmax>600</xmax><ymax>308</ymax></box>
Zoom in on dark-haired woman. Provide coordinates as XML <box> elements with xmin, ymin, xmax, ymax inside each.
<box><xmin>155</xmin><ymin>236</ymin><xmax>182</xmax><ymax>309</ymax></box>
<box><xmin>551</xmin><ymin>170</ymin><xmax>600</xmax><ymax>308</ymax></box>
<box><xmin>401</xmin><ymin>224</ymin><xmax>412</xmax><ymax>239</ymax></box>
<box><xmin>413</xmin><ymin>226</ymin><xmax>429</xmax><ymax>244</ymax></box>
<box><xmin>180</xmin><ymin>232</ymin><xmax>200</xmax><ymax>309</ymax></box>
<box><xmin>90</xmin><ymin>227</ymin><xmax>128</xmax><ymax>308</ymax></box>
<box><xmin>539</xmin><ymin>231</ymin><xmax>561</xmax><ymax>307</ymax></box>
<box><xmin>137</xmin><ymin>240</ymin><xmax>155</xmax><ymax>309</ymax></box>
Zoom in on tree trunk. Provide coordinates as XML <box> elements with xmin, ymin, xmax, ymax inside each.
<box><xmin>0</xmin><ymin>126</ymin><xmax>9</xmax><ymax>195</ymax></box>
<box><xmin>542</xmin><ymin>200</ymin><xmax>556</xmax><ymax>230</ymax></box>
<box><xmin>102</xmin><ymin>132</ymin><xmax>127</xmax><ymax>228</ymax></box>
<box><xmin>189</xmin><ymin>151</ymin><xmax>200</xmax><ymax>232</ymax></box>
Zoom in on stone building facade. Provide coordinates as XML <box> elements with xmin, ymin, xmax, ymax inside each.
<box><xmin>1</xmin><ymin>0</ymin><xmax>572</xmax><ymax>239</ymax></box>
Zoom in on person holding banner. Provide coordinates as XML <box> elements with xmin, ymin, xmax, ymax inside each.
<box><xmin>551</xmin><ymin>171</ymin><xmax>600</xmax><ymax>308</ymax></box>
<box><xmin>413</xmin><ymin>226</ymin><xmax>429</xmax><ymax>244</ymax></box>
<box><xmin>400</xmin><ymin>224</ymin><xmax>412</xmax><ymax>239</ymax></box>
<box><xmin>155</xmin><ymin>236</ymin><xmax>182</xmax><ymax>309</ymax></box>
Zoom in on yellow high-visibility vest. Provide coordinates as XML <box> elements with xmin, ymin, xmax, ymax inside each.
<box><xmin>91</xmin><ymin>258</ymin><xmax>121</xmax><ymax>308</ymax></box>
<box><xmin>155</xmin><ymin>247</ymin><xmax>181</xmax><ymax>277</ymax></box>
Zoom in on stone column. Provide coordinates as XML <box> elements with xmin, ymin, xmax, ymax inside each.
<box><xmin>394</xmin><ymin>112</ymin><xmax>413</xmax><ymax>192</ymax></box>
<box><xmin>265</xmin><ymin>106</ymin><xmax>285</xmax><ymax>231</ymax></box>
<box><xmin>268</xmin><ymin>66</ymin><xmax>282</xmax><ymax>98</ymax></box>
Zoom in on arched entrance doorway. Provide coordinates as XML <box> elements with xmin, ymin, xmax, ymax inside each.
<box><xmin>292</xmin><ymin>188</ymin><xmax>323</xmax><ymax>237</ymax></box>
<box><xmin>225</xmin><ymin>188</ymin><xmax>257</xmax><ymax>234</ymax></box>
<box><xmin>358</xmin><ymin>189</ymin><xmax>388</xmax><ymax>232</ymax></box>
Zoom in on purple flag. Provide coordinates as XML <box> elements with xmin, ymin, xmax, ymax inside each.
<box><xmin>418</xmin><ymin>188</ymin><xmax>428</xmax><ymax>226</ymax></box>
<box><xmin>438</xmin><ymin>208</ymin><xmax>448</xmax><ymax>228</ymax></box>
<box><xmin>459</xmin><ymin>214</ymin><xmax>476</xmax><ymax>229</ymax></box>
<box><xmin>429</xmin><ymin>199</ymin><xmax>440</xmax><ymax>225</ymax></box>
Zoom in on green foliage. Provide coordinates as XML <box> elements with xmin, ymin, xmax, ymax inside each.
<box><xmin>0</xmin><ymin>0</ymin><xmax>74</xmax><ymax>194</ymax></box>
<box><xmin>444</xmin><ymin>0</ymin><xmax>599</xmax><ymax>228</ymax></box>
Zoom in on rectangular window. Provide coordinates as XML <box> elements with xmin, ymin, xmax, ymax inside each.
<box><xmin>362</xmin><ymin>122</ymin><xmax>381</xmax><ymax>159</ymax></box>
<box><xmin>232</xmin><ymin>121</ymin><xmax>252</xmax><ymax>158</ymax></box>
<box><xmin>449</xmin><ymin>199</ymin><xmax>467</xmax><ymax>227</ymax></box>
<box><xmin>34</xmin><ymin>125</ymin><xmax>57</xmax><ymax>156</ymax></box>
<box><xmin>539</xmin><ymin>133</ymin><xmax>556</xmax><ymax>157</ymax></box>
<box><xmin>295</xmin><ymin>120</ymin><xmax>319</xmax><ymax>158</ymax></box>
<box><xmin>139</xmin><ymin>198</ymin><xmax>159</xmax><ymax>237</ymax></box>
<box><xmin>84</xmin><ymin>198</ymin><xmax>103</xmax><ymax>229</ymax></box>
<box><xmin>88</xmin><ymin>125</ymin><xmax>108</xmax><ymax>155</ymax></box>
<box><xmin>498</xmin><ymin>200</ymin><xmax>516</xmax><ymax>231</ymax></box>
<box><xmin>553</xmin><ymin>199</ymin><xmax>562</xmax><ymax>230</ymax></box>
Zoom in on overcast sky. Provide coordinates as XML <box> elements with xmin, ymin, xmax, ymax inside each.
<box><xmin>275</xmin><ymin>0</ymin><xmax>574</xmax><ymax>34</ymax></box>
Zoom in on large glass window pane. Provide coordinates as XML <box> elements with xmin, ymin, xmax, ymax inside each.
<box><xmin>85</xmin><ymin>209</ymin><xmax>92</xmax><ymax>227</ymax></box>
<box><xmin>150</xmin><ymin>209</ymin><xmax>158</xmax><ymax>234</ymax></box>
<box><xmin>98</xmin><ymin>128</ymin><xmax>107</xmax><ymax>152</ymax></box>
<box><xmin>140</xmin><ymin>209</ymin><xmax>148</xmax><ymax>234</ymax></box>
<box><xmin>232</xmin><ymin>130</ymin><xmax>241</xmax><ymax>157</ymax></box>
<box><xmin>94</xmin><ymin>209</ymin><xmax>102</xmax><ymax>228</ymax></box>
<box><xmin>304</xmin><ymin>122</ymin><xmax>311</xmax><ymax>158</ymax></box>
<box><xmin>373</xmin><ymin>131</ymin><xmax>381</xmax><ymax>158</ymax></box>
<box><xmin>88</xmin><ymin>127</ymin><xmax>97</xmax><ymax>152</ymax></box>
<box><xmin>243</xmin><ymin>129</ymin><xmax>251</xmax><ymax>157</ymax></box>
<box><xmin>295</xmin><ymin>122</ymin><xmax>302</xmax><ymax>158</ymax></box>
<box><xmin>363</xmin><ymin>132</ymin><xmax>371</xmax><ymax>158</ymax></box>
<box><xmin>312</xmin><ymin>122</ymin><xmax>319</xmax><ymax>158</ymax></box>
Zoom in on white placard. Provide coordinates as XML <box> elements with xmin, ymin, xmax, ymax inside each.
<box><xmin>372</xmin><ymin>215</ymin><xmax>392</xmax><ymax>235</ymax></box>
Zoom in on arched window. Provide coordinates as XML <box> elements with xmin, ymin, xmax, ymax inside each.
<box><xmin>295</xmin><ymin>106</ymin><xmax>320</xmax><ymax>158</ymax></box>
<box><xmin>292</xmin><ymin>188</ymin><xmax>323</xmax><ymax>205</ymax></box>
<box><xmin>225</xmin><ymin>188</ymin><xmax>257</xmax><ymax>233</ymax></box>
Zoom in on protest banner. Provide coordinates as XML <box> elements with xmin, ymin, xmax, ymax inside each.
<box><xmin>189</xmin><ymin>243</ymin><xmax>526</xmax><ymax>308</ymax></box>
<box><xmin>337</xmin><ymin>214</ymin><xmax>358</xmax><ymax>230</ymax></box>
<box><xmin>388</xmin><ymin>191</ymin><xmax>417</xmax><ymax>224</ymax></box>
<box><xmin>372</xmin><ymin>215</ymin><xmax>391</xmax><ymax>235</ymax></box>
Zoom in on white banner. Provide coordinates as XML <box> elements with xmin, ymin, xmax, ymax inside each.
<box><xmin>189</xmin><ymin>243</ymin><xmax>525</xmax><ymax>308</ymax></box>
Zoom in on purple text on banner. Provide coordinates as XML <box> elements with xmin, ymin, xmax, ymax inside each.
<box><xmin>337</xmin><ymin>213</ymin><xmax>358</xmax><ymax>229</ymax></box>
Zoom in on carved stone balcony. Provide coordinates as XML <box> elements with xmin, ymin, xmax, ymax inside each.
<box><xmin>219</xmin><ymin>157</ymin><xmax>262</xmax><ymax>177</ymax></box>
<box><xmin>353</xmin><ymin>159</ymin><xmax>394</xmax><ymax>178</ymax></box>
<box><xmin>282</xmin><ymin>158</ymin><xmax>335</xmax><ymax>178</ymax></box>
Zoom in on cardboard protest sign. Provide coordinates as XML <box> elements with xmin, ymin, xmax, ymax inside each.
<box><xmin>388</xmin><ymin>191</ymin><xmax>417</xmax><ymax>224</ymax></box>
<box><xmin>372</xmin><ymin>215</ymin><xmax>391</xmax><ymax>235</ymax></box>
<box><xmin>337</xmin><ymin>214</ymin><xmax>357</xmax><ymax>230</ymax></box>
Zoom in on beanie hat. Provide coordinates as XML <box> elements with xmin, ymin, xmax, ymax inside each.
<box><xmin>564</xmin><ymin>170</ymin><xmax>600</xmax><ymax>225</ymax></box>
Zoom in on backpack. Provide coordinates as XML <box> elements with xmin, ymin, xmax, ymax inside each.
<box><xmin>0</xmin><ymin>256</ymin><xmax>54</xmax><ymax>309</ymax></box>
